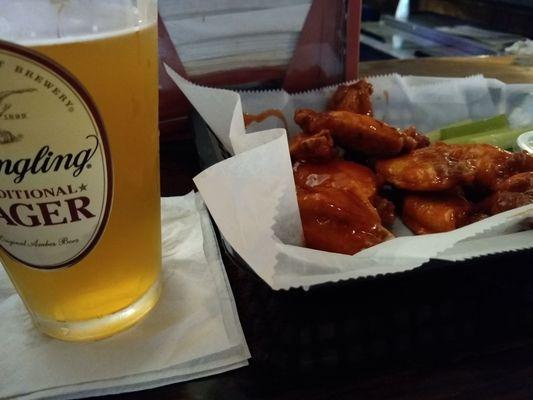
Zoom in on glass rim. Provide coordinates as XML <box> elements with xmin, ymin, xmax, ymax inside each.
<box><xmin>0</xmin><ymin>0</ymin><xmax>158</xmax><ymax>46</ymax></box>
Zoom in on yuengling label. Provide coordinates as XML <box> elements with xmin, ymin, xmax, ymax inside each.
<box><xmin>0</xmin><ymin>40</ymin><xmax>112</xmax><ymax>269</ymax></box>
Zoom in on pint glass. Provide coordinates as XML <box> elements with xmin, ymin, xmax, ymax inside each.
<box><xmin>0</xmin><ymin>0</ymin><xmax>161</xmax><ymax>341</ymax></box>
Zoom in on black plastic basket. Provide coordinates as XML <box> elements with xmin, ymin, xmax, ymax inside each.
<box><xmin>192</xmin><ymin>112</ymin><xmax>533</xmax><ymax>375</ymax></box>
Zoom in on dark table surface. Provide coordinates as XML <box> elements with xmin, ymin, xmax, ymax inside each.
<box><xmin>100</xmin><ymin>338</ymin><xmax>533</xmax><ymax>400</ymax></box>
<box><xmin>96</xmin><ymin>56</ymin><xmax>533</xmax><ymax>400</ymax></box>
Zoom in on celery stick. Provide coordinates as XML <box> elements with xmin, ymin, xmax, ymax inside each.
<box><xmin>426</xmin><ymin>119</ymin><xmax>473</xmax><ymax>143</ymax></box>
<box><xmin>443</xmin><ymin>125</ymin><xmax>533</xmax><ymax>150</ymax></box>
<box><xmin>440</xmin><ymin>114</ymin><xmax>509</xmax><ymax>140</ymax></box>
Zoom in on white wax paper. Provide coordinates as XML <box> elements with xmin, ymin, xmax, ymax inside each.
<box><xmin>166</xmin><ymin>66</ymin><xmax>533</xmax><ymax>290</ymax></box>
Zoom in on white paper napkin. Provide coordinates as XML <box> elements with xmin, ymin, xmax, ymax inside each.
<box><xmin>0</xmin><ymin>193</ymin><xmax>250</xmax><ymax>400</ymax></box>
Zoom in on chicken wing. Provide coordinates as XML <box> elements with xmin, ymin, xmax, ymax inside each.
<box><xmin>376</xmin><ymin>143</ymin><xmax>533</xmax><ymax>192</ymax></box>
<box><xmin>293</xmin><ymin>159</ymin><xmax>380</xmax><ymax>201</ymax></box>
<box><xmin>374</xmin><ymin>195</ymin><xmax>396</xmax><ymax>227</ymax></box>
<box><xmin>495</xmin><ymin>171</ymin><xmax>533</xmax><ymax>192</ymax></box>
<box><xmin>294</xmin><ymin>109</ymin><xmax>428</xmax><ymax>157</ymax></box>
<box><xmin>289</xmin><ymin>130</ymin><xmax>337</xmax><ymax>163</ymax></box>
<box><xmin>478</xmin><ymin>191</ymin><xmax>533</xmax><ymax>215</ymax></box>
<box><xmin>294</xmin><ymin>159</ymin><xmax>394</xmax><ymax>254</ymax></box>
<box><xmin>376</xmin><ymin>143</ymin><xmax>465</xmax><ymax>191</ymax></box>
<box><xmin>451</xmin><ymin>146</ymin><xmax>533</xmax><ymax>190</ymax></box>
<box><xmin>478</xmin><ymin>171</ymin><xmax>533</xmax><ymax>215</ymax></box>
<box><xmin>328</xmin><ymin>80</ymin><xmax>373</xmax><ymax>116</ymax></box>
<box><xmin>402</xmin><ymin>192</ymin><xmax>474</xmax><ymax>235</ymax></box>
<box><xmin>293</xmin><ymin>159</ymin><xmax>396</xmax><ymax>225</ymax></box>
<box><xmin>297</xmin><ymin>186</ymin><xmax>393</xmax><ymax>255</ymax></box>
<box><xmin>402</xmin><ymin>126</ymin><xmax>431</xmax><ymax>151</ymax></box>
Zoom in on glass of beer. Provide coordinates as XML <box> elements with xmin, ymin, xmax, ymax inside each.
<box><xmin>0</xmin><ymin>0</ymin><xmax>161</xmax><ymax>341</ymax></box>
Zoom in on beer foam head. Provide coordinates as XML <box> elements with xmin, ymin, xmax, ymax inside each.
<box><xmin>0</xmin><ymin>0</ymin><xmax>154</xmax><ymax>45</ymax></box>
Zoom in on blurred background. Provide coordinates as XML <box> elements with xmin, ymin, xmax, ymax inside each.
<box><xmin>159</xmin><ymin>0</ymin><xmax>532</xmax><ymax>77</ymax></box>
<box><xmin>360</xmin><ymin>0</ymin><xmax>532</xmax><ymax>60</ymax></box>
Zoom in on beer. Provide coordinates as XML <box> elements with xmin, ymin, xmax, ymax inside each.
<box><xmin>0</xmin><ymin>1</ymin><xmax>161</xmax><ymax>341</ymax></box>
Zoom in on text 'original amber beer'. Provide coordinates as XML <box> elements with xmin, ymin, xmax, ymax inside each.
<box><xmin>0</xmin><ymin>0</ymin><xmax>161</xmax><ymax>341</ymax></box>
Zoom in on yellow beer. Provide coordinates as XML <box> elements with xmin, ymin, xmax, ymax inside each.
<box><xmin>0</xmin><ymin>2</ymin><xmax>161</xmax><ymax>341</ymax></box>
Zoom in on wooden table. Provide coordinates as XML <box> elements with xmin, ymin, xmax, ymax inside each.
<box><xmin>359</xmin><ymin>55</ymin><xmax>533</xmax><ymax>84</ymax></box>
<box><xmin>101</xmin><ymin>56</ymin><xmax>533</xmax><ymax>400</ymax></box>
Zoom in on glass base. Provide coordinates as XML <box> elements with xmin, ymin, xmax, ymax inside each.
<box><xmin>33</xmin><ymin>278</ymin><xmax>162</xmax><ymax>342</ymax></box>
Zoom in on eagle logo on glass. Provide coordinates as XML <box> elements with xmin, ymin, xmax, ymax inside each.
<box><xmin>0</xmin><ymin>88</ymin><xmax>37</xmax><ymax>144</ymax></box>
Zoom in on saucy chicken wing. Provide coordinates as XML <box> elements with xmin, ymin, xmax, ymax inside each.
<box><xmin>294</xmin><ymin>159</ymin><xmax>394</xmax><ymax>255</ymax></box>
<box><xmin>478</xmin><ymin>191</ymin><xmax>533</xmax><ymax>215</ymax></box>
<box><xmin>403</xmin><ymin>126</ymin><xmax>430</xmax><ymax>150</ymax></box>
<box><xmin>328</xmin><ymin>80</ymin><xmax>373</xmax><ymax>116</ymax></box>
<box><xmin>293</xmin><ymin>159</ymin><xmax>395</xmax><ymax>225</ymax></box>
<box><xmin>294</xmin><ymin>159</ymin><xmax>380</xmax><ymax>201</ymax></box>
<box><xmin>376</xmin><ymin>143</ymin><xmax>533</xmax><ymax>192</ymax></box>
<box><xmin>289</xmin><ymin>130</ymin><xmax>337</xmax><ymax>163</ymax></box>
<box><xmin>297</xmin><ymin>186</ymin><xmax>393</xmax><ymax>255</ymax></box>
<box><xmin>374</xmin><ymin>196</ymin><xmax>396</xmax><ymax>227</ymax></box>
<box><xmin>402</xmin><ymin>192</ymin><xmax>474</xmax><ymax>234</ymax></box>
<box><xmin>478</xmin><ymin>171</ymin><xmax>533</xmax><ymax>215</ymax></box>
<box><xmin>295</xmin><ymin>109</ymin><xmax>428</xmax><ymax>157</ymax></box>
<box><xmin>496</xmin><ymin>171</ymin><xmax>533</xmax><ymax>192</ymax></box>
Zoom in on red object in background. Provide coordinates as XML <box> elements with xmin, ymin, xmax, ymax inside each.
<box><xmin>158</xmin><ymin>0</ymin><xmax>362</xmax><ymax>140</ymax></box>
<box><xmin>157</xmin><ymin>0</ymin><xmax>361</xmax><ymax>195</ymax></box>
<box><xmin>283</xmin><ymin>0</ymin><xmax>360</xmax><ymax>93</ymax></box>
<box><xmin>345</xmin><ymin>0</ymin><xmax>362</xmax><ymax>82</ymax></box>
